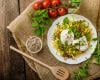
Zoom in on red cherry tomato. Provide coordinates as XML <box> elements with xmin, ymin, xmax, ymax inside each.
<box><xmin>48</xmin><ymin>9</ymin><xmax>58</xmax><ymax>18</ymax></box>
<box><xmin>58</xmin><ymin>7</ymin><xmax>68</xmax><ymax>16</ymax></box>
<box><xmin>43</xmin><ymin>0</ymin><xmax>51</xmax><ymax>9</ymax></box>
<box><xmin>51</xmin><ymin>0</ymin><xmax>61</xmax><ymax>7</ymax></box>
<box><xmin>32</xmin><ymin>1</ymin><xmax>43</xmax><ymax>10</ymax></box>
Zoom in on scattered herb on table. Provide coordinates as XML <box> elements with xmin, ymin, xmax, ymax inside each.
<box><xmin>74</xmin><ymin>61</ymin><xmax>89</xmax><ymax>80</ymax></box>
<box><xmin>31</xmin><ymin>9</ymin><xmax>52</xmax><ymax>36</ymax></box>
<box><xmin>93</xmin><ymin>37</ymin><xmax>100</xmax><ymax>64</ymax></box>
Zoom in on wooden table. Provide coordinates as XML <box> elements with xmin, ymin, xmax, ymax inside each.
<box><xmin>0</xmin><ymin>0</ymin><xmax>41</xmax><ymax>80</ymax></box>
<box><xmin>0</xmin><ymin>0</ymin><xmax>100</xmax><ymax>80</ymax></box>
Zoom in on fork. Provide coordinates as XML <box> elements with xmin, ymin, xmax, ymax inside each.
<box><xmin>10</xmin><ymin>46</ymin><xmax>69</xmax><ymax>80</ymax></box>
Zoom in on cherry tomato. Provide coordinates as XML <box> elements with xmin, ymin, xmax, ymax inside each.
<box><xmin>32</xmin><ymin>1</ymin><xmax>43</xmax><ymax>10</ymax></box>
<box><xmin>43</xmin><ymin>0</ymin><xmax>51</xmax><ymax>9</ymax></box>
<box><xmin>51</xmin><ymin>0</ymin><xmax>61</xmax><ymax>7</ymax></box>
<box><xmin>48</xmin><ymin>9</ymin><xmax>58</xmax><ymax>18</ymax></box>
<box><xmin>58</xmin><ymin>7</ymin><xmax>68</xmax><ymax>16</ymax></box>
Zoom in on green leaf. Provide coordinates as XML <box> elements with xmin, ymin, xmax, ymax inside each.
<box><xmin>40</xmin><ymin>26</ymin><xmax>47</xmax><ymax>36</ymax></box>
<box><xmin>63</xmin><ymin>17</ymin><xmax>69</xmax><ymax>25</ymax></box>
<box><xmin>34</xmin><ymin>28</ymin><xmax>41</xmax><ymax>36</ymax></box>
<box><xmin>34</xmin><ymin>26</ymin><xmax>47</xmax><ymax>36</ymax></box>
<box><xmin>92</xmin><ymin>38</ymin><xmax>98</xmax><ymax>41</ymax></box>
<box><xmin>85</xmin><ymin>33</ymin><xmax>91</xmax><ymax>41</ymax></box>
<box><xmin>69</xmin><ymin>27</ymin><xmax>82</xmax><ymax>39</ymax></box>
<box><xmin>71</xmin><ymin>0</ymin><xmax>81</xmax><ymax>3</ymax></box>
<box><xmin>74</xmin><ymin>62</ymin><xmax>89</xmax><ymax>80</ymax></box>
<box><xmin>93</xmin><ymin>37</ymin><xmax>100</xmax><ymax>64</ymax></box>
<box><xmin>32</xmin><ymin>21</ymin><xmax>39</xmax><ymax>28</ymax></box>
<box><xmin>31</xmin><ymin>9</ymin><xmax>52</xmax><ymax>36</ymax></box>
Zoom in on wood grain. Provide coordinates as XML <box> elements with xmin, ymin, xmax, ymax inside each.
<box><xmin>0</xmin><ymin>0</ymin><xmax>25</xmax><ymax>80</ymax></box>
<box><xmin>97</xmin><ymin>4</ymin><xmax>100</xmax><ymax>32</ymax></box>
<box><xmin>1</xmin><ymin>0</ymin><xmax>100</xmax><ymax>80</ymax></box>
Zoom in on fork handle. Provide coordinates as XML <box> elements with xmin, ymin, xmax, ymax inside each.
<box><xmin>10</xmin><ymin>46</ymin><xmax>52</xmax><ymax>70</ymax></box>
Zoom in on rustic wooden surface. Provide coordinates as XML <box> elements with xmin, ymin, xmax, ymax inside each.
<box><xmin>0</xmin><ymin>0</ymin><xmax>40</xmax><ymax>80</ymax></box>
<box><xmin>0</xmin><ymin>0</ymin><xmax>100</xmax><ymax>80</ymax></box>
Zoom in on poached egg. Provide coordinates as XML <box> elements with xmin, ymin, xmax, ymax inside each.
<box><xmin>60</xmin><ymin>29</ymin><xmax>88</xmax><ymax>51</ymax></box>
<box><xmin>60</xmin><ymin>29</ymin><xmax>74</xmax><ymax>45</ymax></box>
<box><xmin>73</xmin><ymin>36</ymin><xmax>88</xmax><ymax>51</ymax></box>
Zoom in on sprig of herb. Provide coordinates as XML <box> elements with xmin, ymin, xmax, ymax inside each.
<box><xmin>69</xmin><ymin>27</ymin><xmax>82</xmax><ymax>38</ymax></box>
<box><xmin>85</xmin><ymin>33</ymin><xmax>91</xmax><ymax>41</ymax></box>
<box><xmin>92</xmin><ymin>38</ymin><xmax>98</xmax><ymax>41</ymax></box>
<box><xmin>63</xmin><ymin>17</ymin><xmax>69</xmax><ymax>25</ymax></box>
<box><xmin>93</xmin><ymin>37</ymin><xmax>100</xmax><ymax>64</ymax></box>
<box><xmin>32</xmin><ymin>9</ymin><xmax>52</xmax><ymax>36</ymax></box>
<box><xmin>74</xmin><ymin>61</ymin><xmax>90</xmax><ymax>80</ymax></box>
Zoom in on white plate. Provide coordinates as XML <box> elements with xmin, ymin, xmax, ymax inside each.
<box><xmin>47</xmin><ymin>14</ymin><xmax>97</xmax><ymax>64</ymax></box>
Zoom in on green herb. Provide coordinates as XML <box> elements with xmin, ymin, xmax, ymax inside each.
<box><xmin>85</xmin><ymin>33</ymin><xmax>91</xmax><ymax>41</ymax></box>
<box><xmin>71</xmin><ymin>0</ymin><xmax>81</xmax><ymax>3</ymax></box>
<box><xmin>69</xmin><ymin>27</ymin><xmax>81</xmax><ymax>39</ymax></box>
<box><xmin>71</xmin><ymin>0</ymin><xmax>81</xmax><ymax>7</ymax></box>
<box><xmin>93</xmin><ymin>37</ymin><xmax>100</xmax><ymax>64</ymax></box>
<box><xmin>31</xmin><ymin>9</ymin><xmax>52</xmax><ymax>36</ymax></box>
<box><xmin>34</xmin><ymin>26</ymin><xmax>46</xmax><ymax>36</ymax></box>
<box><xmin>64</xmin><ymin>42</ymin><xmax>68</xmax><ymax>49</ymax></box>
<box><xmin>73</xmin><ymin>37</ymin><xmax>100</xmax><ymax>80</ymax></box>
<box><xmin>32</xmin><ymin>21</ymin><xmax>39</xmax><ymax>28</ymax></box>
<box><xmin>92</xmin><ymin>38</ymin><xmax>98</xmax><ymax>41</ymax></box>
<box><xmin>63</xmin><ymin>17</ymin><xmax>69</xmax><ymax>25</ymax></box>
<box><xmin>74</xmin><ymin>43</ymin><xmax>80</xmax><ymax>46</ymax></box>
<box><xmin>74</xmin><ymin>61</ymin><xmax>89</xmax><ymax>80</ymax></box>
